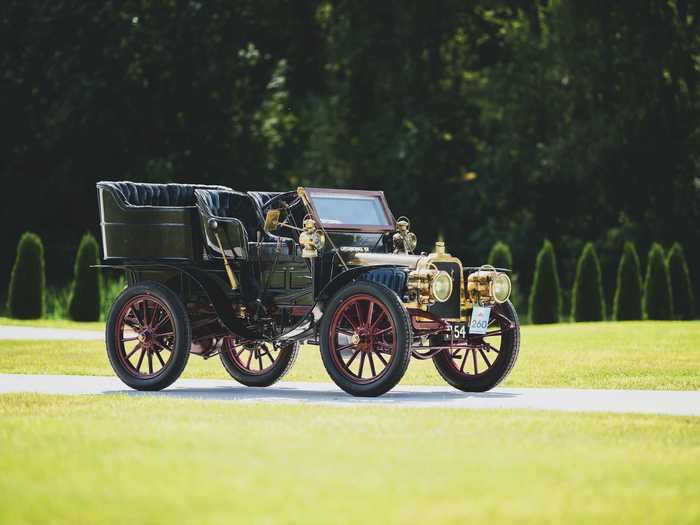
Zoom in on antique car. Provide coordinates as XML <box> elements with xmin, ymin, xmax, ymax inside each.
<box><xmin>96</xmin><ymin>181</ymin><xmax>519</xmax><ymax>397</ymax></box>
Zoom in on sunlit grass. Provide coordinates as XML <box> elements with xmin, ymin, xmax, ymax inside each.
<box><xmin>0</xmin><ymin>317</ymin><xmax>104</xmax><ymax>331</ymax></box>
<box><xmin>0</xmin><ymin>394</ymin><xmax>697</xmax><ymax>525</ymax></box>
<box><xmin>1</xmin><ymin>321</ymin><xmax>698</xmax><ymax>390</ymax></box>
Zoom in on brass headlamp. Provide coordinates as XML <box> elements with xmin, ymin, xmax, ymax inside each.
<box><xmin>467</xmin><ymin>265</ymin><xmax>511</xmax><ymax>305</ymax></box>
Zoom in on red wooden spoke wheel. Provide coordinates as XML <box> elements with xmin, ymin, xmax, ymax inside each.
<box><xmin>221</xmin><ymin>338</ymin><xmax>282</xmax><ymax>375</ymax></box>
<box><xmin>433</xmin><ymin>300</ymin><xmax>520</xmax><ymax>392</ymax></box>
<box><xmin>106</xmin><ymin>281</ymin><xmax>191</xmax><ymax>391</ymax></box>
<box><xmin>115</xmin><ymin>295</ymin><xmax>176</xmax><ymax>379</ymax></box>
<box><xmin>219</xmin><ymin>338</ymin><xmax>299</xmax><ymax>387</ymax></box>
<box><xmin>328</xmin><ymin>294</ymin><xmax>397</xmax><ymax>384</ymax></box>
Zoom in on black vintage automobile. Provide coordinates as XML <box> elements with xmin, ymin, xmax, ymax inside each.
<box><xmin>97</xmin><ymin>182</ymin><xmax>519</xmax><ymax>396</ymax></box>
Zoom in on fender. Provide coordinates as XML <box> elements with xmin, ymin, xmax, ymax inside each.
<box><xmin>94</xmin><ymin>263</ymin><xmax>261</xmax><ymax>339</ymax></box>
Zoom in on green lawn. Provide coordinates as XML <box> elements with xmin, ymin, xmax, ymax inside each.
<box><xmin>0</xmin><ymin>317</ymin><xmax>104</xmax><ymax>331</ymax></box>
<box><xmin>1</xmin><ymin>321</ymin><xmax>698</xmax><ymax>390</ymax></box>
<box><xmin>0</xmin><ymin>394</ymin><xmax>697</xmax><ymax>525</ymax></box>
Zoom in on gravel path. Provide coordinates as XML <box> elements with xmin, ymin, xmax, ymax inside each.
<box><xmin>0</xmin><ymin>326</ymin><xmax>103</xmax><ymax>340</ymax></box>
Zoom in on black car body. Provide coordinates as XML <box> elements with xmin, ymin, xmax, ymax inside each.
<box><xmin>97</xmin><ymin>181</ymin><xmax>519</xmax><ymax>396</ymax></box>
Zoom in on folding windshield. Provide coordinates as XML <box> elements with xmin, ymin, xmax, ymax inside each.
<box><xmin>304</xmin><ymin>188</ymin><xmax>395</xmax><ymax>231</ymax></box>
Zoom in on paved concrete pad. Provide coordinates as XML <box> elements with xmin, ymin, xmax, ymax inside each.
<box><xmin>0</xmin><ymin>326</ymin><xmax>103</xmax><ymax>340</ymax></box>
<box><xmin>1</xmin><ymin>374</ymin><xmax>698</xmax><ymax>416</ymax></box>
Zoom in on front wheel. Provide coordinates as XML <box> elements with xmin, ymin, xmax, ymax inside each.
<box><xmin>433</xmin><ymin>300</ymin><xmax>520</xmax><ymax>392</ymax></box>
<box><xmin>319</xmin><ymin>281</ymin><xmax>412</xmax><ymax>397</ymax></box>
<box><xmin>106</xmin><ymin>281</ymin><xmax>191</xmax><ymax>391</ymax></box>
<box><xmin>219</xmin><ymin>338</ymin><xmax>298</xmax><ymax>387</ymax></box>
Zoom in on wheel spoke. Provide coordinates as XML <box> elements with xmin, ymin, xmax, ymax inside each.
<box><xmin>346</xmin><ymin>348</ymin><xmax>361</xmax><ymax>367</ymax></box>
<box><xmin>482</xmin><ymin>330</ymin><xmax>503</xmax><ymax>338</ymax></box>
<box><xmin>341</xmin><ymin>312</ymin><xmax>358</xmax><ymax>331</ymax></box>
<box><xmin>373</xmin><ymin>325</ymin><xmax>392</xmax><ymax>336</ymax></box>
<box><xmin>246</xmin><ymin>351</ymin><xmax>254</xmax><ymax>369</ymax></box>
<box><xmin>354</xmin><ymin>301</ymin><xmax>364</xmax><ymax>327</ymax></box>
<box><xmin>472</xmin><ymin>348</ymin><xmax>478</xmax><ymax>374</ymax></box>
<box><xmin>358</xmin><ymin>352</ymin><xmax>366</xmax><ymax>377</ymax></box>
<box><xmin>125</xmin><ymin>343</ymin><xmax>142</xmax><ymax>359</ymax></box>
<box><xmin>478</xmin><ymin>348</ymin><xmax>492</xmax><ymax>367</ymax></box>
<box><xmin>486</xmin><ymin>343</ymin><xmax>500</xmax><ymax>354</ymax></box>
<box><xmin>152</xmin><ymin>339</ymin><xmax>172</xmax><ymax>352</ymax></box>
<box><xmin>136</xmin><ymin>348</ymin><xmax>146</xmax><ymax>371</ymax></box>
<box><xmin>368</xmin><ymin>352</ymin><xmax>377</xmax><ymax>376</ymax></box>
<box><xmin>257</xmin><ymin>350</ymin><xmax>264</xmax><ymax>371</ymax></box>
<box><xmin>460</xmin><ymin>349</ymin><xmax>470</xmax><ymax>372</ymax></box>
<box><xmin>366</xmin><ymin>301</ymin><xmax>374</xmax><ymax>329</ymax></box>
<box><xmin>154</xmin><ymin>349</ymin><xmax>166</xmax><ymax>367</ymax></box>
<box><xmin>148</xmin><ymin>351</ymin><xmax>154</xmax><ymax>374</ymax></box>
<box><xmin>121</xmin><ymin>336</ymin><xmax>139</xmax><ymax>343</ymax></box>
<box><xmin>153</xmin><ymin>331</ymin><xmax>174</xmax><ymax>338</ymax></box>
<box><xmin>374</xmin><ymin>350</ymin><xmax>388</xmax><ymax>366</ymax></box>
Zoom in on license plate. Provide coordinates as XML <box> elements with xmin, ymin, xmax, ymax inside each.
<box><xmin>448</xmin><ymin>323</ymin><xmax>468</xmax><ymax>339</ymax></box>
<box><xmin>469</xmin><ymin>306</ymin><xmax>491</xmax><ymax>335</ymax></box>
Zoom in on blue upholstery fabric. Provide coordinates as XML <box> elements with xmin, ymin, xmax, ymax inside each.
<box><xmin>194</xmin><ymin>189</ymin><xmax>262</xmax><ymax>243</ymax></box>
<box><xmin>357</xmin><ymin>268</ymin><xmax>407</xmax><ymax>296</ymax></box>
<box><xmin>98</xmin><ymin>181</ymin><xmax>230</xmax><ymax>207</ymax></box>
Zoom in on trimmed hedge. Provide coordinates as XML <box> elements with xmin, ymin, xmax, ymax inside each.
<box><xmin>666</xmin><ymin>243</ymin><xmax>694</xmax><ymax>320</ymax></box>
<box><xmin>6</xmin><ymin>232</ymin><xmax>45</xmax><ymax>319</ymax></box>
<box><xmin>571</xmin><ymin>242</ymin><xmax>605</xmax><ymax>321</ymax></box>
<box><xmin>613</xmin><ymin>242</ymin><xmax>643</xmax><ymax>320</ymax></box>
<box><xmin>68</xmin><ymin>233</ymin><xmax>101</xmax><ymax>321</ymax></box>
<box><xmin>643</xmin><ymin>243</ymin><xmax>673</xmax><ymax>320</ymax></box>
<box><xmin>528</xmin><ymin>240</ymin><xmax>561</xmax><ymax>324</ymax></box>
<box><xmin>487</xmin><ymin>241</ymin><xmax>513</xmax><ymax>270</ymax></box>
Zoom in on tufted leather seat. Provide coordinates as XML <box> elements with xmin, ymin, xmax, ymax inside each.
<box><xmin>195</xmin><ymin>189</ymin><xmax>264</xmax><ymax>244</ymax></box>
<box><xmin>99</xmin><ymin>181</ymin><xmax>231</xmax><ymax>207</ymax></box>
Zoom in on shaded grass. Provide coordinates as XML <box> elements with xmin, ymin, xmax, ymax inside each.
<box><xmin>1</xmin><ymin>321</ymin><xmax>698</xmax><ymax>390</ymax></box>
<box><xmin>0</xmin><ymin>394</ymin><xmax>698</xmax><ymax>525</ymax></box>
<box><xmin>0</xmin><ymin>317</ymin><xmax>104</xmax><ymax>331</ymax></box>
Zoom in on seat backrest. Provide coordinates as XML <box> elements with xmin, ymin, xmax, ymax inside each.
<box><xmin>98</xmin><ymin>181</ymin><xmax>231</xmax><ymax>207</ymax></box>
<box><xmin>195</xmin><ymin>189</ymin><xmax>262</xmax><ymax>243</ymax></box>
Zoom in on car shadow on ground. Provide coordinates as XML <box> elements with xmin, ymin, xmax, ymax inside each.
<box><xmin>103</xmin><ymin>385</ymin><xmax>519</xmax><ymax>405</ymax></box>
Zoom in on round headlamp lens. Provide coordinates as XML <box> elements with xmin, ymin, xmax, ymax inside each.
<box><xmin>492</xmin><ymin>273</ymin><xmax>511</xmax><ymax>303</ymax></box>
<box><xmin>431</xmin><ymin>271</ymin><xmax>453</xmax><ymax>303</ymax></box>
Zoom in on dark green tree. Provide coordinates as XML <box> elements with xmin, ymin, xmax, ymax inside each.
<box><xmin>6</xmin><ymin>232</ymin><xmax>45</xmax><ymax>319</ymax></box>
<box><xmin>643</xmin><ymin>244</ymin><xmax>673</xmax><ymax>320</ymax></box>
<box><xmin>528</xmin><ymin>240</ymin><xmax>561</xmax><ymax>324</ymax></box>
<box><xmin>487</xmin><ymin>241</ymin><xmax>513</xmax><ymax>270</ymax></box>
<box><xmin>666</xmin><ymin>243</ymin><xmax>694</xmax><ymax>320</ymax></box>
<box><xmin>68</xmin><ymin>234</ymin><xmax>101</xmax><ymax>322</ymax></box>
<box><xmin>571</xmin><ymin>242</ymin><xmax>605</xmax><ymax>321</ymax></box>
<box><xmin>613</xmin><ymin>242</ymin><xmax>643</xmax><ymax>320</ymax></box>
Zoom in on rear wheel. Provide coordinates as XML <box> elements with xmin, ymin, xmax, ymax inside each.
<box><xmin>106</xmin><ymin>281</ymin><xmax>191</xmax><ymax>391</ymax></box>
<box><xmin>320</xmin><ymin>281</ymin><xmax>412</xmax><ymax>397</ymax></box>
<box><xmin>220</xmin><ymin>338</ymin><xmax>298</xmax><ymax>387</ymax></box>
<box><xmin>433</xmin><ymin>300</ymin><xmax>520</xmax><ymax>392</ymax></box>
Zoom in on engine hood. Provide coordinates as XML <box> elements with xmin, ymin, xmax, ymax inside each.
<box><xmin>347</xmin><ymin>252</ymin><xmax>423</xmax><ymax>269</ymax></box>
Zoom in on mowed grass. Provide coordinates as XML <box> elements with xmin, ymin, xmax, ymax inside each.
<box><xmin>0</xmin><ymin>394</ymin><xmax>698</xmax><ymax>525</ymax></box>
<box><xmin>0</xmin><ymin>317</ymin><xmax>104</xmax><ymax>331</ymax></box>
<box><xmin>1</xmin><ymin>321</ymin><xmax>698</xmax><ymax>390</ymax></box>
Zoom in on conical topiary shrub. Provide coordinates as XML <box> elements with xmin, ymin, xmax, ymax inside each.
<box><xmin>528</xmin><ymin>240</ymin><xmax>561</xmax><ymax>324</ymax></box>
<box><xmin>487</xmin><ymin>241</ymin><xmax>513</xmax><ymax>270</ymax></box>
<box><xmin>613</xmin><ymin>242</ymin><xmax>643</xmax><ymax>320</ymax></box>
<box><xmin>666</xmin><ymin>243</ymin><xmax>694</xmax><ymax>320</ymax></box>
<box><xmin>643</xmin><ymin>243</ymin><xmax>673</xmax><ymax>320</ymax></box>
<box><xmin>6</xmin><ymin>232</ymin><xmax>45</xmax><ymax>319</ymax></box>
<box><xmin>571</xmin><ymin>242</ymin><xmax>605</xmax><ymax>321</ymax></box>
<box><xmin>68</xmin><ymin>233</ymin><xmax>101</xmax><ymax>321</ymax></box>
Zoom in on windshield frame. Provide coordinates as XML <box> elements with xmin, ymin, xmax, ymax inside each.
<box><xmin>302</xmin><ymin>187</ymin><xmax>396</xmax><ymax>232</ymax></box>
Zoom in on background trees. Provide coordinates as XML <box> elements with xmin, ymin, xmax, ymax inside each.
<box><xmin>1</xmin><ymin>1</ymin><xmax>698</xmax><ymax>310</ymax></box>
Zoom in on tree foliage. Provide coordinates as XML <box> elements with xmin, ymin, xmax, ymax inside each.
<box><xmin>68</xmin><ymin>234</ymin><xmax>101</xmax><ymax>322</ymax></box>
<box><xmin>0</xmin><ymin>1</ymin><xmax>698</xmax><ymax>301</ymax></box>
<box><xmin>613</xmin><ymin>242</ymin><xmax>643</xmax><ymax>321</ymax></box>
<box><xmin>643</xmin><ymin>243</ymin><xmax>673</xmax><ymax>320</ymax></box>
<box><xmin>488</xmin><ymin>242</ymin><xmax>513</xmax><ymax>270</ymax></box>
<box><xmin>6</xmin><ymin>232</ymin><xmax>45</xmax><ymax>319</ymax></box>
<box><xmin>572</xmin><ymin>243</ymin><xmax>605</xmax><ymax>321</ymax></box>
<box><xmin>666</xmin><ymin>243</ymin><xmax>694</xmax><ymax>320</ymax></box>
<box><xmin>529</xmin><ymin>240</ymin><xmax>561</xmax><ymax>324</ymax></box>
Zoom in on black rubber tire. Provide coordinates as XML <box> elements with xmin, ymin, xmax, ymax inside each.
<box><xmin>433</xmin><ymin>300</ymin><xmax>520</xmax><ymax>392</ymax></box>
<box><xmin>220</xmin><ymin>340</ymin><xmax>299</xmax><ymax>387</ymax></box>
<box><xmin>319</xmin><ymin>281</ymin><xmax>412</xmax><ymax>397</ymax></box>
<box><xmin>106</xmin><ymin>281</ymin><xmax>191</xmax><ymax>391</ymax></box>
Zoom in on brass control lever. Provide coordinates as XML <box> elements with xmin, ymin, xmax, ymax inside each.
<box><xmin>208</xmin><ymin>219</ymin><xmax>238</xmax><ymax>290</ymax></box>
